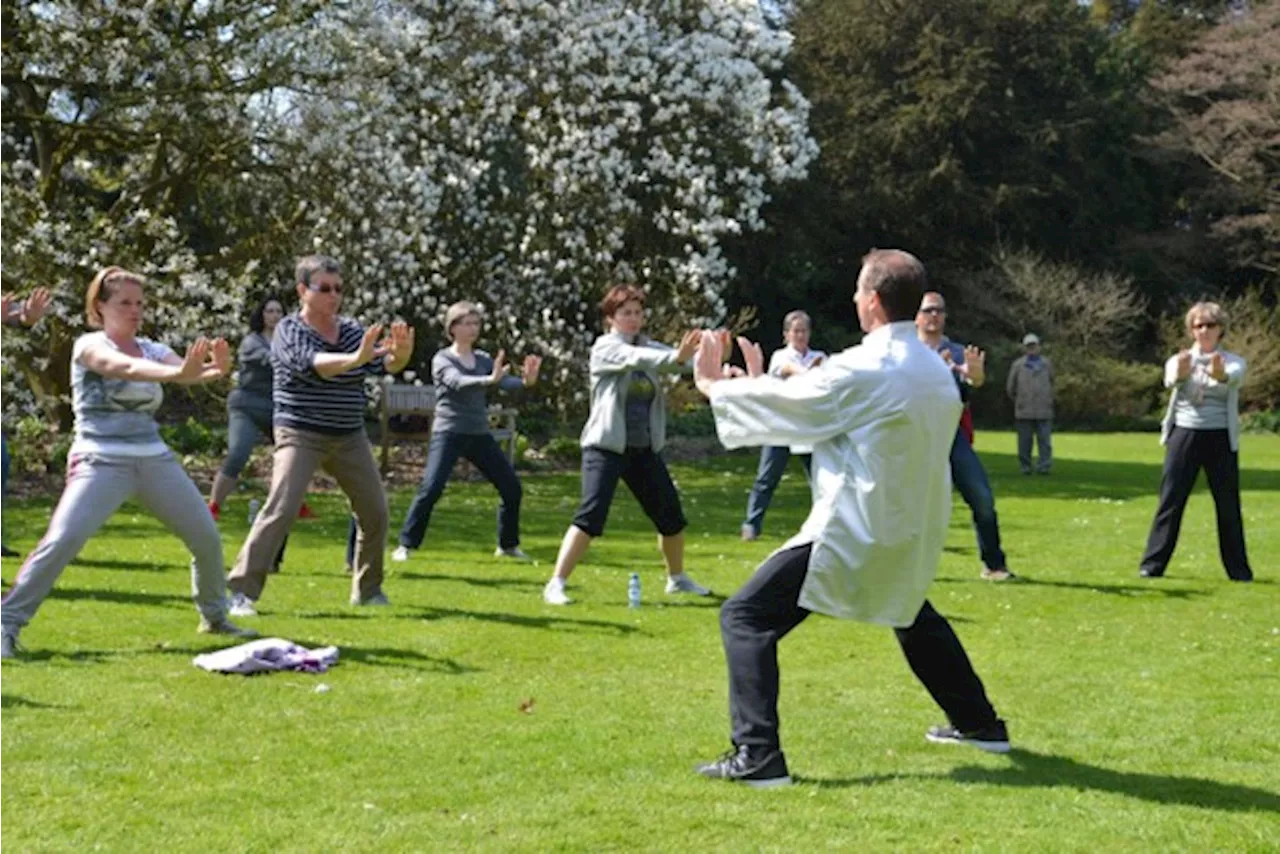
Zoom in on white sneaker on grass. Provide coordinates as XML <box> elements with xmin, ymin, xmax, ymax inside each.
<box><xmin>543</xmin><ymin>577</ymin><xmax>571</xmax><ymax>605</ymax></box>
<box><xmin>391</xmin><ymin>546</ymin><xmax>411</xmax><ymax>562</ymax></box>
<box><xmin>494</xmin><ymin>547</ymin><xmax>532</xmax><ymax>561</ymax></box>
<box><xmin>198</xmin><ymin>617</ymin><xmax>259</xmax><ymax>638</ymax></box>
<box><xmin>665</xmin><ymin>573</ymin><xmax>711</xmax><ymax>596</ymax></box>
<box><xmin>228</xmin><ymin>593</ymin><xmax>258</xmax><ymax>618</ymax></box>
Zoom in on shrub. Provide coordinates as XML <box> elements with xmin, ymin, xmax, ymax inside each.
<box><xmin>159</xmin><ymin>417</ymin><xmax>228</xmax><ymax>457</ymax></box>
<box><xmin>540</xmin><ymin>436</ymin><xmax>581</xmax><ymax>465</ymax></box>
<box><xmin>1241</xmin><ymin>409</ymin><xmax>1280</xmax><ymax>434</ymax></box>
<box><xmin>668</xmin><ymin>405</ymin><xmax>718</xmax><ymax>438</ymax></box>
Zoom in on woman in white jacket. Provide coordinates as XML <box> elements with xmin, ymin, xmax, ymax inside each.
<box><xmin>542</xmin><ymin>285</ymin><xmax>713</xmax><ymax>605</ymax></box>
<box><xmin>1139</xmin><ymin>301</ymin><xmax>1252</xmax><ymax>581</ymax></box>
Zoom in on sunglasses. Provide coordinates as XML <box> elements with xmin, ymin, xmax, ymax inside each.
<box><xmin>1192</xmin><ymin>322</ymin><xmax>1219</xmax><ymax>330</ymax></box>
<box><xmin>307</xmin><ymin>283</ymin><xmax>343</xmax><ymax>295</ymax></box>
<box><xmin>919</xmin><ymin>307</ymin><xmax>946</xmax><ymax>316</ymax></box>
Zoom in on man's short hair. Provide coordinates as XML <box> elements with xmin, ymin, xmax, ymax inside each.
<box><xmin>861</xmin><ymin>249</ymin><xmax>928</xmax><ymax>322</ymax></box>
<box><xmin>296</xmin><ymin>255</ymin><xmax>342</xmax><ymax>287</ymax></box>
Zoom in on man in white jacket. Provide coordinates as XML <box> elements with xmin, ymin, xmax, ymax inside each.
<box><xmin>693</xmin><ymin>249</ymin><xmax>1009</xmax><ymax>788</ymax></box>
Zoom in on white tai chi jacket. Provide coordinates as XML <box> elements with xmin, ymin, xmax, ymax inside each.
<box><xmin>709</xmin><ymin>321</ymin><xmax>962</xmax><ymax>627</ymax></box>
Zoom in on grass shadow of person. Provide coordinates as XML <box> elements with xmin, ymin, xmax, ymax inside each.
<box><xmin>399</xmin><ymin>571</ymin><xmax>545</xmax><ymax>590</ymax></box>
<box><xmin>399</xmin><ymin>604</ymin><xmax>647</xmax><ymax>636</ymax></box>
<box><xmin>1</xmin><ymin>694</ymin><xmax>75</xmax><ymax>710</ymax></box>
<box><xmin>333</xmin><ymin>644</ymin><xmax>479</xmax><ymax>675</ymax></box>
<box><xmin>934</xmin><ymin>576</ymin><xmax>1213</xmax><ymax>600</ymax></box>
<box><xmin>797</xmin><ymin>748</ymin><xmax>1280</xmax><ymax>813</ymax></box>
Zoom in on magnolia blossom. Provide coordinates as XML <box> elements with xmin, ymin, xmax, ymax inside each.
<box><xmin>2</xmin><ymin>0</ymin><xmax>816</xmax><ymax>420</ymax></box>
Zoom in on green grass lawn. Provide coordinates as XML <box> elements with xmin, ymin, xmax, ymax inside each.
<box><xmin>2</xmin><ymin>432</ymin><xmax>1278</xmax><ymax>851</ymax></box>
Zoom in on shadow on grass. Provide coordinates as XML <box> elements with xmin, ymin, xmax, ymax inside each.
<box><xmin>977</xmin><ymin>452</ymin><xmax>1280</xmax><ymax>499</ymax></box>
<box><xmin>934</xmin><ymin>576</ymin><xmax>1213</xmax><ymax>600</ymax></box>
<box><xmin>339</xmin><ymin>644</ymin><xmax>478</xmax><ymax>675</ymax></box>
<box><xmin>69</xmin><ymin>557</ymin><xmax>175</xmax><ymax>572</ymax></box>
<box><xmin>406</xmin><ymin>605</ymin><xmax>645</xmax><ymax>636</ymax></box>
<box><xmin>798</xmin><ymin>748</ymin><xmax>1280</xmax><ymax>813</ymax></box>
<box><xmin>1</xmin><ymin>694</ymin><xmax>75</xmax><ymax>710</ymax></box>
<box><xmin>400</xmin><ymin>571</ymin><xmax>545</xmax><ymax>591</ymax></box>
<box><xmin>8</xmin><ymin>643</ymin><xmax>209</xmax><ymax>664</ymax></box>
<box><xmin>47</xmin><ymin>586</ymin><xmax>190</xmax><ymax>607</ymax></box>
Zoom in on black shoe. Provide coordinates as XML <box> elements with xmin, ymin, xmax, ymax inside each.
<box><xmin>925</xmin><ymin>720</ymin><xmax>1010</xmax><ymax>754</ymax></box>
<box><xmin>1138</xmin><ymin>568</ymin><xmax>1163</xmax><ymax>578</ymax></box>
<box><xmin>0</xmin><ymin>545</ymin><xmax>19</xmax><ymax>558</ymax></box>
<box><xmin>695</xmin><ymin>745</ymin><xmax>792</xmax><ymax>788</ymax></box>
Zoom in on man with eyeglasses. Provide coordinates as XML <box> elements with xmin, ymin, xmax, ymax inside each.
<box><xmin>915</xmin><ymin>293</ymin><xmax>1014</xmax><ymax>582</ymax></box>
<box><xmin>226</xmin><ymin>255</ymin><xmax>415</xmax><ymax>614</ymax></box>
<box><xmin>1006</xmin><ymin>333</ymin><xmax>1054</xmax><ymax>475</ymax></box>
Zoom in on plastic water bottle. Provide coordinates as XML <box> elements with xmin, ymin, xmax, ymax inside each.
<box><xmin>248</xmin><ymin>499</ymin><xmax>261</xmax><ymax>524</ymax></box>
<box><xmin>627</xmin><ymin>572</ymin><xmax>641</xmax><ymax>609</ymax></box>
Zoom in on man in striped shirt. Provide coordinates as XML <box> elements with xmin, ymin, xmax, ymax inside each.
<box><xmin>227</xmin><ymin>255</ymin><xmax>415</xmax><ymax>614</ymax></box>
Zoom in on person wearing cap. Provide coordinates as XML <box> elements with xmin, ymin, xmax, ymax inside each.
<box><xmin>1006</xmin><ymin>333</ymin><xmax>1054</xmax><ymax>475</ymax></box>
<box><xmin>1139</xmin><ymin>301</ymin><xmax>1251</xmax><ymax>582</ymax></box>
<box><xmin>390</xmin><ymin>300</ymin><xmax>541</xmax><ymax>564</ymax></box>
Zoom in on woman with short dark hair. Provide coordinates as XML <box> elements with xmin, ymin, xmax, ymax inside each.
<box><xmin>542</xmin><ymin>285</ymin><xmax>712</xmax><ymax>605</ymax></box>
<box><xmin>1139</xmin><ymin>301</ymin><xmax>1252</xmax><ymax>581</ymax></box>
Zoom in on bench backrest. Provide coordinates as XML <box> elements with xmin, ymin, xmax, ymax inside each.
<box><xmin>384</xmin><ymin>383</ymin><xmax>436</xmax><ymax>414</ymax></box>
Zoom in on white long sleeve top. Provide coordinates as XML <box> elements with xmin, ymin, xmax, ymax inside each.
<box><xmin>709</xmin><ymin>321</ymin><xmax>962</xmax><ymax>627</ymax></box>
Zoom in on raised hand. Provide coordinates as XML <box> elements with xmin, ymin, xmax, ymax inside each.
<box><xmin>522</xmin><ymin>354</ymin><xmax>542</xmax><ymax>386</ymax></box>
<box><xmin>490</xmin><ymin>349</ymin><xmax>509</xmax><ymax>384</ymax></box>
<box><xmin>737</xmin><ymin>336</ymin><xmax>765</xmax><ymax>378</ymax></box>
<box><xmin>963</xmin><ymin>345</ymin><xmax>986</xmax><ymax>385</ymax></box>
<box><xmin>1176</xmin><ymin>350</ymin><xmax>1193</xmax><ymax>380</ymax></box>
<box><xmin>21</xmin><ymin>287</ymin><xmax>51</xmax><ymax>326</ymax></box>
<box><xmin>940</xmin><ymin>348</ymin><xmax>954</xmax><ymax>366</ymax></box>
<box><xmin>178</xmin><ymin>338</ymin><xmax>211</xmax><ymax>381</ymax></box>
<box><xmin>675</xmin><ymin>329</ymin><xmax>702</xmax><ymax>363</ymax></box>
<box><xmin>1209</xmin><ymin>351</ymin><xmax>1226</xmax><ymax>381</ymax></box>
<box><xmin>356</xmin><ymin>324</ymin><xmax>385</xmax><ymax>366</ymax></box>
<box><xmin>384</xmin><ymin>321</ymin><xmax>415</xmax><ymax>363</ymax></box>
<box><xmin>693</xmin><ymin>330</ymin><xmax>723</xmax><ymax>397</ymax></box>
<box><xmin>210</xmin><ymin>338</ymin><xmax>232</xmax><ymax>376</ymax></box>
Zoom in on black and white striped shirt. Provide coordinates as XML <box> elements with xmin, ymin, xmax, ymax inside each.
<box><xmin>271</xmin><ymin>314</ymin><xmax>383</xmax><ymax>435</ymax></box>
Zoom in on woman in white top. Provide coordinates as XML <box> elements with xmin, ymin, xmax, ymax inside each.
<box><xmin>0</xmin><ymin>267</ymin><xmax>255</xmax><ymax>659</ymax></box>
<box><xmin>1139</xmin><ymin>301</ymin><xmax>1251</xmax><ymax>581</ymax></box>
<box><xmin>740</xmin><ymin>311</ymin><xmax>826</xmax><ymax>540</ymax></box>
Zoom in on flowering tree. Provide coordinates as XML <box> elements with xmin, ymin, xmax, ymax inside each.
<box><xmin>2</xmin><ymin>0</ymin><xmax>815</xmax><ymax>422</ymax></box>
<box><xmin>302</xmin><ymin>0</ymin><xmax>817</xmax><ymax>408</ymax></box>
<box><xmin>1</xmin><ymin>0</ymin><xmax>332</xmax><ymax>421</ymax></box>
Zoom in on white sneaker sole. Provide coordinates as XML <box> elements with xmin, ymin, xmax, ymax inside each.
<box><xmin>743</xmin><ymin>775</ymin><xmax>792</xmax><ymax>789</ymax></box>
<box><xmin>925</xmin><ymin>733</ymin><xmax>1011</xmax><ymax>754</ymax></box>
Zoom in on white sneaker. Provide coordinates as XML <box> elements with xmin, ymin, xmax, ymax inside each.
<box><xmin>198</xmin><ymin>617</ymin><xmax>259</xmax><ymax>638</ymax></box>
<box><xmin>228</xmin><ymin>593</ymin><xmax>258</xmax><ymax>618</ymax></box>
<box><xmin>543</xmin><ymin>578</ymin><xmax>571</xmax><ymax>605</ymax></box>
<box><xmin>391</xmin><ymin>546</ymin><xmax>411</xmax><ymax>562</ymax></box>
<box><xmin>665</xmin><ymin>573</ymin><xmax>711</xmax><ymax>596</ymax></box>
<box><xmin>494</xmin><ymin>547</ymin><xmax>532</xmax><ymax>561</ymax></box>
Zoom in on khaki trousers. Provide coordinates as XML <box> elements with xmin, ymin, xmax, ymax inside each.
<box><xmin>228</xmin><ymin>425</ymin><xmax>387</xmax><ymax>602</ymax></box>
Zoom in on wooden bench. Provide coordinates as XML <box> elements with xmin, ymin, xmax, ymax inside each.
<box><xmin>378</xmin><ymin>382</ymin><xmax>518</xmax><ymax>476</ymax></box>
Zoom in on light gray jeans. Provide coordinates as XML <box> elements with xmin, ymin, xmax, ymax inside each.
<box><xmin>0</xmin><ymin>452</ymin><xmax>228</xmax><ymax>629</ymax></box>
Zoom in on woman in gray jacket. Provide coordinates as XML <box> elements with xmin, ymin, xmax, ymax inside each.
<box><xmin>1139</xmin><ymin>301</ymin><xmax>1252</xmax><ymax>581</ymax></box>
<box><xmin>542</xmin><ymin>285</ymin><xmax>712</xmax><ymax>605</ymax></box>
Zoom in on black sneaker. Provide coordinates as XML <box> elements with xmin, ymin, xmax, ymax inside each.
<box><xmin>1138</xmin><ymin>568</ymin><xmax>1163</xmax><ymax>578</ymax></box>
<box><xmin>695</xmin><ymin>745</ymin><xmax>792</xmax><ymax>788</ymax></box>
<box><xmin>925</xmin><ymin>720</ymin><xmax>1011</xmax><ymax>754</ymax></box>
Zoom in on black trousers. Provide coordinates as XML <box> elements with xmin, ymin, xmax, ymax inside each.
<box><xmin>571</xmin><ymin>447</ymin><xmax>687</xmax><ymax>538</ymax></box>
<box><xmin>720</xmin><ymin>543</ymin><xmax>1000</xmax><ymax>750</ymax></box>
<box><xmin>1140</xmin><ymin>427</ymin><xmax>1252</xmax><ymax>580</ymax></box>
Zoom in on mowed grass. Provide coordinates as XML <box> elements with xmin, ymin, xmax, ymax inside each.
<box><xmin>2</xmin><ymin>431</ymin><xmax>1278</xmax><ymax>852</ymax></box>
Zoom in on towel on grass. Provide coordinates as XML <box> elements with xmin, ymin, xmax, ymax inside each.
<box><xmin>194</xmin><ymin>638</ymin><xmax>339</xmax><ymax>675</ymax></box>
